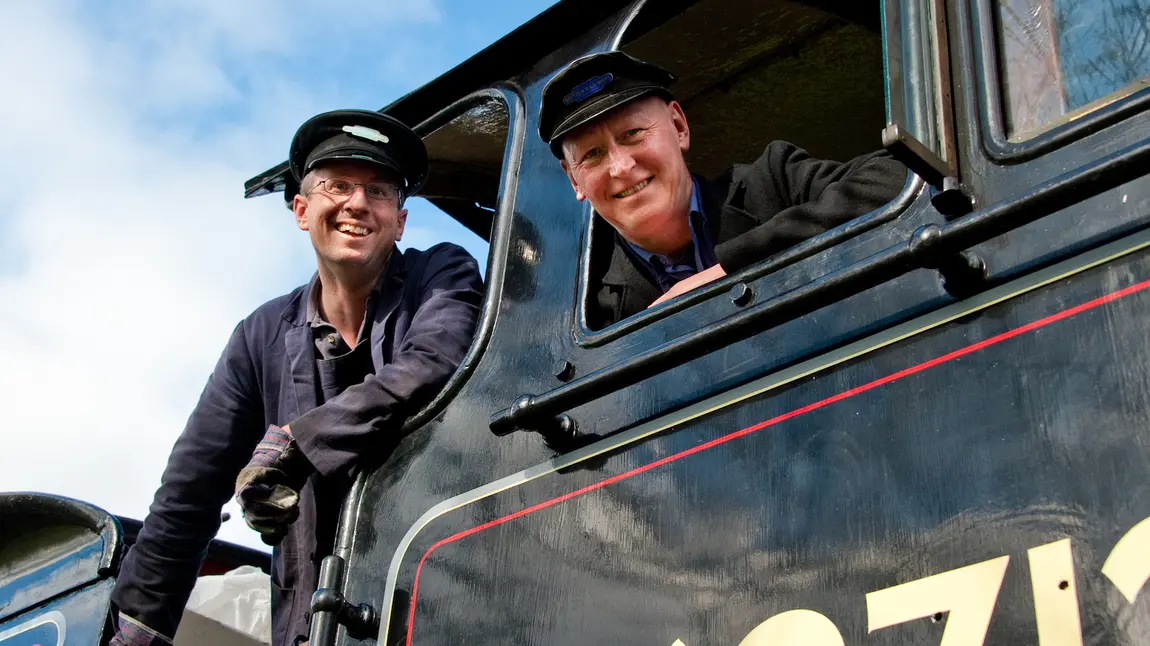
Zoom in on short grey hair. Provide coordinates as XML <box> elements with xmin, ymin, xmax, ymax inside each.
<box><xmin>299</xmin><ymin>170</ymin><xmax>319</xmax><ymax>197</ymax></box>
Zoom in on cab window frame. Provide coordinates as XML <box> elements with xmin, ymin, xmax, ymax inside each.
<box><xmin>399</xmin><ymin>85</ymin><xmax>526</xmax><ymax>431</ymax></box>
<box><xmin>572</xmin><ymin>0</ymin><xmax>928</xmax><ymax>347</ymax></box>
<box><xmin>968</xmin><ymin>0</ymin><xmax>1150</xmax><ymax>162</ymax></box>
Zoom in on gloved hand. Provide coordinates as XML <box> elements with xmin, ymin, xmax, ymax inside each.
<box><xmin>235</xmin><ymin>424</ymin><xmax>312</xmax><ymax>546</ymax></box>
<box><xmin>107</xmin><ymin>614</ymin><xmax>169</xmax><ymax>646</ymax></box>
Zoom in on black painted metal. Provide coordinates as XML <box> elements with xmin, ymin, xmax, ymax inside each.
<box><xmin>490</xmin><ymin>136</ymin><xmax>1150</xmax><ymax>437</ymax></box>
<box><xmin>934</xmin><ymin>250</ymin><xmax>986</xmax><ymax>298</ymax></box>
<box><xmin>205</xmin><ymin>0</ymin><xmax>1150</xmax><ymax>644</ymax></box>
<box><xmin>311</xmin><ymin>475</ymin><xmax>373</xmax><ymax>646</ymax></box>
<box><xmin>309</xmin><ymin>557</ymin><xmax>344</xmax><ymax>646</ymax></box>
<box><xmin>930</xmin><ymin>177</ymin><xmax>974</xmax><ymax>219</ymax></box>
<box><xmin>324</xmin><ymin>0</ymin><xmax>1150</xmax><ymax>642</ymax></box>
<box><xmin>310</xmin><ymin>573</ymin><xmax>379</xmax><ymax>642</ymax></box>
<box><xmin>395</xmin><ymin>86</ymin><xmax>524</xmax><ymax>435</ymax></box>
<box><xmin>728</xmin><ymin>282</ymin><xmax>754</xmax><ymax>308</ymax></box>
<box><xmin>404</xmin><ymin>252</ymin><xmax>1150</xmax><ymax>643</ymax></box>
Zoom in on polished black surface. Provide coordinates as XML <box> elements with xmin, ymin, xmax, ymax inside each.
<box><xmin>324</xmin><ymin>0</ymin><xmax>1150</xmax><ymax>642</ymax></box>
<box><xmin>198</xmin><ymin>0</ymin><xmax>1150</xmax><ymax>643</ymax></box>
<box><xmin>403</xmin><ymin>252</ymin><xmax>1150</xmax><ymax>643</ymax></box>
<box><xmin>490</xmin><ymin>134</ymin><xmax>1150</xmax><ymax>436</ymax></box>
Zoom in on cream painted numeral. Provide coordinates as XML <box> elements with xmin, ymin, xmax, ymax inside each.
<box><xmin>670</xmin><ymin>518</ymin><xmax>1150</xmax><ymax>646</ymax></box>
<box><xmin>737</xmin><ymin>609</ymin><xmax>845</xmax><ymax>646</ymax></box>
<box><xmin>866</xmin><ymin>556</ymin><xmax>1010</xmax><ymax>646</ymax></box>
<box><xmin>1102</xmin><ymin>515</ymin><xmax>1150</xmax><ymax>603</ymax></box>
<box><xmin>672</xmin><ymin>610</ymin><xmax>845</xmax><ymax>646</ymax></box>
<box><xmin>1028</xmin><ymin>539</ymin><xmax>1083</xmax><ymax>645</ymax></box>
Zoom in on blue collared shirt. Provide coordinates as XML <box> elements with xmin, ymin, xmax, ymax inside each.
<box><xmin>622</xmin><ymin>178</ymin><xmax>718</xmax><ymax>292</ymax></box>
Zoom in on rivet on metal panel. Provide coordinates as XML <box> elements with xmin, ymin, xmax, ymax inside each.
<box><xmin>552</xmin><ymin>359</ymin><xmax>575</xmax><ymax>382</ymax></box>
<box><xmin>730</xmin><ymin>282</ymin><xmax>754</xmax><ymax>307</ymax></box>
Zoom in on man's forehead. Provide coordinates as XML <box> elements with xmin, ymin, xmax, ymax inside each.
<box><xmin>566</xmin><ymin>96</ymin><xmax>670</xmax><ymax>141</ymax></box>
<box><xmin>312</xmin><ymin>160</ymin><xmax>400</xmax><ymax>182</ymax></box>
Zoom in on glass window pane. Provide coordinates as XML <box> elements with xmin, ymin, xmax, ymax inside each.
<box><xmin>995</xmin><ymin>0</ymin><xmax>1150</xmax><ymax>140</ymax></box>
<box><xmin>420</xmin><ymin>96</ymin><xmax>510</xmax><ymax>249</ymax></box>
<box><xmin>392</xmin><ymin>96</ymin><xmax>511</xmax><ymax>275</ymax></box>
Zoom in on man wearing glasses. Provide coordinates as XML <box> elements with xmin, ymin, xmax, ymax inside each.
<box><xmin>107</xmin><ymin>110</ymin><xmax>483</xmax><ymax>646</ymax></box>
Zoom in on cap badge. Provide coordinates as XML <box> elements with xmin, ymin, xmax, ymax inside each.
<box><xmin>562</xmin><ymin>73</ymin><xmax>614</xmax><ymax>106</ymax></box>
<box><xmin>342</xmin><ymin>125</ymin><xmax>390</xmax><ymax>144</ymax></box>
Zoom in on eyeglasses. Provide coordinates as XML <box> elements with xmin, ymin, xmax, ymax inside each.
<box><xmin>305</xmin><ymin>177</ymin><xmax>402</xmax><ymax>203</ymax></box>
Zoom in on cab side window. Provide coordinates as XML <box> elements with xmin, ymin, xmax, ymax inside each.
<box><xmin>581</xmin><ymin>0</ymin><xmax>902</xmax><ymax>332</ymax></box>
<box><xmin>414</xmin><ymin>94</ymin><xmax>512</xmax><ymax>271</ymax></box>
<box><xmin>995</xmin><ymin>0</ymin><xmax>1150</xmax><ymax>140</ymax></box>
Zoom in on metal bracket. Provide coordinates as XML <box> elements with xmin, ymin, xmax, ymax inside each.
<box><xmin>309</xmin><ymin>556</ymin><xmax>380</xmax><ymax>645</ymax></box>
<box><xmin>935</xmin><ymin>251</ymin><xmax>988</xmax><ymax>298</ymax></box>
<box><xmin>931</xmin><ymin>176</ymin><xmax>975</xmax><ymax>219</ymax></box>
<box><xmin>882</xmin><ymin>123</ymin><xmax>952</xmax><ymax>190</ymax></box>
<box><xmin>490</xmin><ymin>398</ymin><xmax>578</xmax><ymax>444</ymax></box>
<box><xmin>907</xmin><ymin>225</ymin><xmax>987</xmax><ymax>298</ymax></box>
<box><xmin>883</xmin><ymin>126</ymin><xmax>975</xmax><ymax>219</ymax></box>
<box><xmin>311</xmin><ymin>588</ymin><xmax>380</xmax><ymax>640</ymax></box>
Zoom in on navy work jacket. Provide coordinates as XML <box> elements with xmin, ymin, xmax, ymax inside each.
<box><xmin>112</xmin><ymin>243</ymin><xmax>483</xmax><ymax>646</ymax></box>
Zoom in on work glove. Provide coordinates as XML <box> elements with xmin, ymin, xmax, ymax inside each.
<box><xmin>235</xmin><ymin>424</ymin><xmax>311</xmax><ymax>546</ymax></box>
<box><xmin>107</xmin><ymin>614</ymin><xmax>170</xmax><ymax>646</ymax></box>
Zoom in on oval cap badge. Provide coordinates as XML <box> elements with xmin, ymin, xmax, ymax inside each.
<box><xmin>562</xmin><ymin>73</ymin><xmax>614</xmax><ymax>106</ymax></box>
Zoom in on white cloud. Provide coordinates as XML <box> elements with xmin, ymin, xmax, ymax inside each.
<box><xmin>0</xmin><ymin>0</ymin><xmax>453</xmax><ymax>549</ymax></box>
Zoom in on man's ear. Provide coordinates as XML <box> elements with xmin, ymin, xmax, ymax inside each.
<box><xmin>292</xmin><ymin>195</ymin><xmax>309</xmax><ymax>230</ymax></box>
<box><xmin>668</xmin><ymin>100</ymin><xmax>690</xmax><ymax>153</ymax></box>
<box><xmin>395</xmin><ymin>209</ymin><xmax>408</xmax><ymax>242</ymax></box>
<box><xmin>560</xmin><ymin>160</ymin><xmax>587</xmax><ymax>202</ymax></box>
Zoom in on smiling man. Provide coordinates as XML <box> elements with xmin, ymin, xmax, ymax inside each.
<box><xmin>108</xmin><ymin>110</ymin><xmax>483</xmax><ymax>646</ymax></box>
<box><xmin>539</xmin><ymin>52</ymin><xmax>908</xmax><ymax>328</ymax></box>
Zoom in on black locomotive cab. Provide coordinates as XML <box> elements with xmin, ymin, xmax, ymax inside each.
<box><xmin>244</xmin><ymin>0</ymin><xmax>1150</xmax><ymax>643</ymax></box>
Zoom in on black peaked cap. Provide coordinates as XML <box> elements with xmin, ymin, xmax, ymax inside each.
<box><xmin>539</xmin><ymin>51</ymin><xmax>676</xmax><ymax>159</ymax></box>
<box><xmin>289</xmin><ymin>109</ymin><xmax>428</xmax><ymax>196</ymax></box>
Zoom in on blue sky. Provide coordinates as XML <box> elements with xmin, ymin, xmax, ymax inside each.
<box><xmin>0</xmin><ymin>0</ymin><xmax>555</xmax><ymax>549</ymax></box>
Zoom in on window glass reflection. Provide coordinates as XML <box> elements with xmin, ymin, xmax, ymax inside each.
<box><xmin>995</xmin><ymin>0</ymin><xmax>1150</xmax><ymax>140</ymax></box>
<box><xmin>420</xmin><ymin>96</ymin><xmax>510</xmax><ymax>247</ymax></box>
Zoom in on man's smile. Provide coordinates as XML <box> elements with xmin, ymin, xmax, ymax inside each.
<box><xmin>335</xmin><ymin>222</ymin><xmax>371</xmax><ymax>237</ymax></box>
<box><xmin>614</xmin><ymin>177</ymin><xmax>652</xmax><ymax>199</ymax></box>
